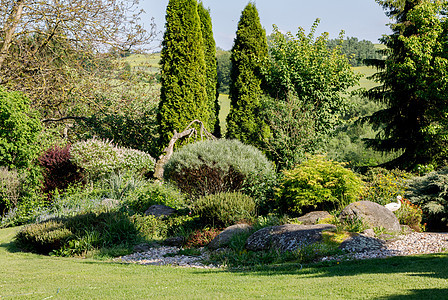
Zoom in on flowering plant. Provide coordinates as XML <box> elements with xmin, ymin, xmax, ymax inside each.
<box><xmin>395</xmin><ymin>197</ymin><xmax>425</xmax><ymax>232</ymax></box>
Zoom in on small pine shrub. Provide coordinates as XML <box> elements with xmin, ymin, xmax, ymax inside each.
<box><xmin>184</xmin><ymin>227</ymin><xmax>221</xmax><ymax>248</ymax></box>
<box><xmin>124</xmin><ymin>181</ymin><xmax>187</xmax><ymax>214</ymax></box>
<box><xmin>38</xmin><ymin>144</ymin><xmax>84</xmax><ymax>196</ymax></box>
<box><xmin>193</xmin><ymin>192</ymin><xmax>256</xmax><ymax>227</ymax></box>
<box><xmin>15</xmin><ymin>220</ymin><xmax>73</xmax><ymax>254</ymax></box>
<box><xmin>164</xmin><ymin>139</ymin><xmax>274</xmax><ymax>198</ymax></box>
<box><xmin>70</xmin><ymin>138</ymin><xmax>155</xmax><ymax>180</ymax></box>
<box><xmin>405</xmin><ymin>168</ymin><xmax>448</xmax><ymax>230</ymax></box>
<box><xmin>361</xmin><ymin>168</ymin><xmax>412</xmax><ymax>205</ymax></box>
<box><xmin>277</xmin><ymin>155</ymin><xmax>363</xmax><ymax>215</ymax></box>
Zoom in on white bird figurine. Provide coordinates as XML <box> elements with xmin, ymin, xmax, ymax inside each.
<box><xmin>385</xmin><ymin>195</ymin><xmax>402</xmax><ymax>211</ymax></box>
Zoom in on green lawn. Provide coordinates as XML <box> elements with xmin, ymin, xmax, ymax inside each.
<box><xmin>1</xmin><ymin>227</ymin><xmax>448</xmax><ymax>299</ymax></box>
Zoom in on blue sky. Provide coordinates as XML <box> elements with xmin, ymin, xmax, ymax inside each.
<box><xmin>141</xmin><ymin>0</ymin><xmax>392</xmax><ymax>50</ymax></box>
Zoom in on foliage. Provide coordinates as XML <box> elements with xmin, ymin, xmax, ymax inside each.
<box><xmin>193</xmin><ymin>192</ymin><xmax>256</xmax><ymax>227</ymax></box>
<box><xmin>216</xmin><ymin>49</ymin><xmax>231</xmax><ymax>94</ymax></box>
<box><xmin>225</xmin><ymin>3</ymin><xmax>269</xmax><ymax>147</ymax></box>
<box><xmin>361</xmin><ymin>168</ymin><xmax>412</xmax><ymax>206</ymax></box>
<box><xmin>163</xmin><ymin>139</ymin><xmax>275</xmax><ymax>198</ymax></box>
<box><xmin>70</xmin><ymin>138</ymin><xmax>155</xmax><ymax>180</ymax></box>
<box><xmin>184</xmin><ymin>227</ymin><xmax>221</xmax><ymax>248</ymax></box>
<box><xmin>125</xmin><ymin>181</ymin><xmax>187</xmax><ymax>214</ymax></box>
<box><xmin>263</xmin><ymin>21</ymin><xmax>359</xmax><ymax>141</ymax></box>
<box><xmin>364</xmin><ymin>0</ymin><xmax>448</xmax><ymax>169</ymax></box>
<box><xmin>277</xmin><ymin>155</ymin><xmax>363</xmax><ymax>215</ymax></box>
<box><xmin>240</xmin><ymin>171</ymin><xmax>279</xmax><ymax>215</ymax></box>
<box><xmin>0</xmin><ymin>167</ymin><xmax>23</xmax><ymax>215</ymax></box>
<box><xmin>38</xmin><ymin>144</ymin><xmax>84</xmax><ymax>196</ymax></box>
<box><xmin>327</xmin><ymin>37</ymin><xmax>383</xmax><ymax>67</ymax></box>
<box><xmin>158</xmin><ymin>0</ymin><xmax>211</xmax><ymax>148</ymax></box>
<box><xmin>198</xmin><ymin>2</ymin><xmax>220</xmax><ymax>136</ymax></box>
<box><xmin>0</xmin><ymin>0</ymin><xmax>154</xmax><ymax>118</ymax></box>
<box><xmin>405</xmin><ymin>168</ymin><xmax>448</xmax><ymax>230</ymax></box>
<box><xmin>395</xmin><ymin>197</ymin><xmax>425</xmax><ymax>232</ymax></box>
<box><xmin>0</xmin><ymin>87</ymin><xmax>42</xmax><ymax>169</ymax></box>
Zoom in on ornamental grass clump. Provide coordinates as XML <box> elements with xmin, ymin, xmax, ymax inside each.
<box><xmin>163</xmin><ymin>139</ymin><xmax>274</xmax><ymax>198</ymax></box>
<box><xmin>277</xmin><ymin>155</ymin><xmax>363</xmax><ymax>215</ymax></box>
<box><xmin>71</xmin><ymin>138</ymin><xmax>155</xmax><ymax>179</ymax></box>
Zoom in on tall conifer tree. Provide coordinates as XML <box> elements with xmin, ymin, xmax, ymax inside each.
<box><xmin>197</xmin><ymin>2</ymin><xmax>220</xmax><ymax>137</ymax></box>
<box><xmin>225</xmin><ymin>3</ymin><xmax>269</xmax><ymax>146</ymax></box>
<box><xmin>158</xmin><ymin>0</ymin><xmax>209</xmax><ymax>148</ymax></box>
<box><xmin>365</xmin><ymin>0</ymin><xmax>448</xmax><ymax>169</ymax></box>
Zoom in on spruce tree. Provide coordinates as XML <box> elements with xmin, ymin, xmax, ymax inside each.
<box><xmin>197</xmin><ymin>2</ymin><xmax>220</xmax><ymax>137</ymax></box>
<box><xmin>158</xmin><ymin>0</ymin><xmax>209</xmax><ymax>148</ymax></box>
<box><xmin>365</xmin><ymin>0</ymin><xmax>448</xmax><ymax>169</ymax></box>
<box><xmin>225</xmin><ymin>3</ymin><xmax>269</xmax><ymax>146</ymax></box>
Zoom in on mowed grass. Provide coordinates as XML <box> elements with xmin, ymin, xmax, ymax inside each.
<box><xmin>1</xmin><ymin>227</ymin><xmax>448</xmax><ymax>299</ymax></box>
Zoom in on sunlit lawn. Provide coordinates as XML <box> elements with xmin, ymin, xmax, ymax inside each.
<box><xmin>1</xmin><ymin>226</ymin><xmax>448</xmax><ymax>299</ymax></box>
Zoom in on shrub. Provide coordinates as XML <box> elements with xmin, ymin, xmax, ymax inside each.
<box><xmin>184</xmin><ymin>227</ymin><xmax>221</xmax><ymax>248</ymax></box>
<box><xmin>0</xmin><ymin>167</ymin><xmax>23</xmax><ymax>215</ymax></box>
<box><xmin>125</xmin><ymin>181</ymin><xmax>187</xmax><ymax>214</ymax></box>
<box><xmin>15</xmin><ymin>220</ymin><xmax>73</xmax><ymax>254</ymax></box>
<box><xmin>405</xmin><ymin>168</ymin><xmax>448</xmax><ymax>230</ymax></box>
<box><xmin>361</xmin><ymin>168</ymin><xmax>412</xmax><ymax>206</ymax></box>
<box><xmin>193</xmin><ymin>192</ymin><xmax>256</xmax><ymax>227</ymax></box>
<box><xmin>164</xmin><ymin>139</ymin><xmax>275</xmax><ymax>198</ymax></box>
<box><xmin>38</xmin><ymin>144</ymin><xmax>84</xmax><ymax>196</ymax></box>
<box><xmin>395</xmin><ymin>197</ymin><xmax>425</xmax><ymax>232</ymax></box>
<box><xmin>0</xmin><ymin>87</ymin><xmax>42</xmax><ymax>169</ymax></box>
<box><xmin>277</xmin><ymin>155</ymin><xmax>363</xmax><ymax>215</ymax></box>
<box><xmin>70</xmin><ymin>138</ymin><xmax>155</xmax><ymax>180</ymax></box>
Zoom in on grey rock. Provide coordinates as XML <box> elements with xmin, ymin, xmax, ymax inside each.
<box><xmin>144</xmin><ymin>204</ymin><xmax>178</xmax><ymax>218</ymax></box>
<box><xmin>162</xmin><ymin>236</ymin><xmax>185</xmax><ymax>247</ymax></box>
<box><xmin>245</xmin><ymin>224</ymin><xmax>336</xmax><ymax>252</ymax></box>
<box><xmin>296</xmin><ymin>211</ymin><xmax>333</xmax><ymax>225</ymax></box>
<box><xmin>101</xmin><ymin>198</ymin><xmax>120</xmax><ymax>209</ymax></box>
<box><xmin>339</xmin><ymin>201</ymin><xmax>401</xmax><ymax>233</ymax></box>
<box><xmin>362</xmin><ymin>229</ymin><xmax>376</xmax><ymax>238</ymax></box>
<box><xmin>339</xmin><ymin>234</ymin><xmax>386</xmax><ymax>252</ymax></box>
<box><xmin>208</xmin><ymin>224</ymin><xmax>253</xmax><ymax>250</ymax></box>
<box><xmin>133</xmin><ymin>243</ymin><xmax>151</xmax><ymax>253</ymax></box>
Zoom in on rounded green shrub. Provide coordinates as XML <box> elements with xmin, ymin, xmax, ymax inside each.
<box><xmin>277</xmin><ymin>155</ymin><xmax>364</xmax><ymax>215</ymax></box>
<box><xmin>164</xmin><ymin>139</ymin><xmax>274</xmax><ymax>197</ymax></box>
<box><xmin>124</xmin><ymin>181</ymin><xmax>187</xmax><ymax>214</ymax></box>
<box><xmin>193</xmin><ymin>192</ymin><xmax>256</xmax><ymax>227</ymax></box>
<box><xmin>70</xmin><ymin>138</ymin><xmax>155</xmax><ymax>179</ymax></box>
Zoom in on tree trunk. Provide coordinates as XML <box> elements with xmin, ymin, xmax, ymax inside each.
<box><xmin>0</xmin><ymin>1</ymin><xmax>25</xmax><ymax>70</ymax></box>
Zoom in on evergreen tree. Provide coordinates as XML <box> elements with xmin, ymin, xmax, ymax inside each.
<box><xmin>158</xmin><ymin>0</ymin><xmax>209</xmax><ymax>148</ymax></box>
<box><xmin>365</xmin><ymin>0</ymin><xmax>448</xmax><ymax>169</ymax></box>
<box><xmin>225</xmin><ymin>3</ymin><xmax>269</xmax><ymax>146</ymax></box>
<box><xmin>197</xmin><ymin>2</ymin><xmax>220</xmax><ymax>137</ymax></box>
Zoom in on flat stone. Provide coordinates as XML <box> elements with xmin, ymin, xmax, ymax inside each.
<box><xmin>208</xmin><ymin>224</ymin><xmax>253</xmax><ymax>250</ymax></box>
<box><xmin>296</xmin><ymin>211</ymin><xmax>333</xmax><ymax>225</ymax></box>
<box><xmin>144</xmin><ymin>204</ymin><xmax>178</xmax><ymax>218</ymax></box>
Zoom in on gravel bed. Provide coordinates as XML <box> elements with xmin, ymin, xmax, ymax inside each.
<box><xmin>115</xmin><ymin>232</ymin><xmax>448</xmax><ymax>268</ymax></box>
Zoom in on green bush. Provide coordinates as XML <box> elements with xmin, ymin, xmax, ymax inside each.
<box><xmin>0</xmin><ymin>87</ymin><xmax>42</xmax><ymax>169</ymax></box>
<box><xmin>277</xmin><ymin>155</ymin><xmax>363</xmax><ymax>215</ymax></box>
<box><xmin>0</xmin><ymin>167</ymin><xmax>23</xmax><ymax>215</ymax></box>
<box><xmin>405</xmin><ymin>168</ymin><xmax>448</xmax><ymax>230</ymax></box>
<box><xmin>70</xmin><ymin>138</ymin><xmax>155</xmax><ymax>180</ymax></box>
<box><xmin>361</xmin><ymin>168</ymin><xmax>412</xmax><ymax>205</ymax></box>
<box><xmin>193</xmin><ymin>192</ymin><xmax>256</xmax><ymax>227</ymax></box>
<box><xmin>124</xmin><ymin>181</ymin><xmax>187</xmax><ymax>214</ymax></box>
<box><xmin>164</xmin><ymin>139</ymin><xmax>274</xmax><ymax>198</ymax></box>
<box><xmin>15</xmin><ymin>220</ymin><xmax>73</xmax><ymax>254</ymax></box>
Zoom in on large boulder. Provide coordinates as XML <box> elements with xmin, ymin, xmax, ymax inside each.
<box><xmin>296</xmin><ymin>211</ymin><xmax>333</xmax><ymax>225</ymax></box>
<box><xmin>338</xmin><ymin>233</ymin><xmax>386</xmax><ymax>252</ymax></box>
<box><xmin>245</xmin><ymin>224</ymin><xmax>336</xmax><ymax>252</ymax></box>
<box><xmin>144</xmin><ymin>204</ymin><xmax>178</xmax><ymax>218</ymax></box>
<box><xmin>339</xmin><ymin>201</ymin><xmax>401</xmax><ymax>233</ymax></box>
<box><xmin>208</xmin><ymin>224</ymin><xmax>253</xmax><ymax>250</ymax></box>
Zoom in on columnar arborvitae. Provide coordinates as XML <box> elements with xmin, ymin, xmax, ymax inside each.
<box><xmin>225</xmin><ymin>3</ymin><xmax>269</xmax><ymax>146</ymax></box>
<box><xmin>158</xmin><ymin>0</ymin><xmax>209</xmax><ymax>148</ymax></box>
<box><xmin>197</xmin><ymin>2</ymin><xmax>220</xmax><ymax>137</ymax></box>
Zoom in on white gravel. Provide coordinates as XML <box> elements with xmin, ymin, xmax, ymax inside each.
<box><xmin>115</xmin><ymin>232</ymin><xmax>448</xmax><ymax>268</ymax></box>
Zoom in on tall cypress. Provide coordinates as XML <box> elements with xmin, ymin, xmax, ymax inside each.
<box><xmin>197</xmin><ymin>2</ymin><xmax>220</xmax><ymax>137</ymax></box>
<box><xmin>158</xmin><ymin>0</ymin><xmax>209</xmax><ymax>148</ymax></box>
<box><xmin>225</xmin><ymin>2</ymin><xmax>269</xmax><ymax>146</ymax></box>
